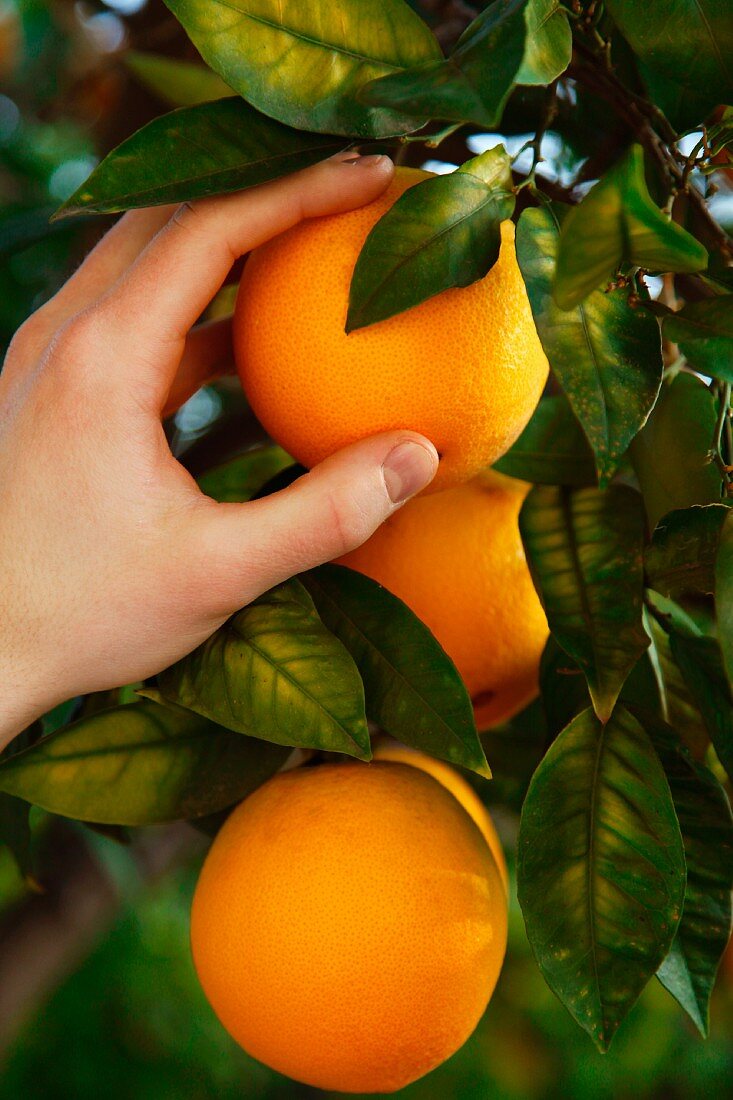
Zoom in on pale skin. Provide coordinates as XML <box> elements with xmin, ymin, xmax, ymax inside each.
<box><xmin>0</xmin><ymin>153</ymin><xmax>438</xmax><ymax>748</ymax></box>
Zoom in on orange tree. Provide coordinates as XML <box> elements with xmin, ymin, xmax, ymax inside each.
<box><xmin>2</xmin><ymin>0</ymin><xmax>733</xmax><ymax>1066</ymax></box>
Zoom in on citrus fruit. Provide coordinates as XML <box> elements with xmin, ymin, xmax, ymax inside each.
<box><xmin>373</xmin><ymin>741</ymin><xmax>508</xmax><ymax>892</ymax></box>
<box><xmin>337</xmin><ymin>470</ymin><xmax>548</xmax><ymax>728</ymax></box>
<box><xmin>234</xmin><ymin>166</ymin><xmax>548</xmax><ymax>492</ymax></box>
<box><xmin>191</xmin><ymin>759</ymin><xmax>507</xmax><ymax>1093</ymax></box>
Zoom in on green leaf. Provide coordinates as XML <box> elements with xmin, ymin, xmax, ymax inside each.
<box><xmin>645</xmin><ymin>610</ymin><xmax>711</xmax><ymax>761</ymax></box>
<box><xmin>520</xmin><ymin>485</ymin><xmax>648</xmax><ymax>721</ymax></box>
<box><xmin>649</xmin><ymin>593</ymin><xmax>733</xmax><ymax>783</ymax></box>
<box><xmin>198</xmin><ymin>444</ymin><xmax>292</xmax><ymax>503</ymax></box>
<box><xmin>631</xmin><ymin>373</ymin><xmax>723</xmax><ymax>531</ymax></box>
<box><xmin>0</xmin><ymin>701</ymin><xmax>289</xmax><ymax>826</ymax></box>
<box><xmin>0</xmin><ymin>795</ymin><xmax>31</xmax><ymax>877</ymax></box>
<box><xmin>645</xmin><ymin>716</ymin><xmax>733</xmax><ymax>1036</ymax></box>
<box><xmin>360</xmin><ymin>0</ymin><xmax>570</xmax><ymax>129</ymax></box>
<box><xmin>56</xmin><ymin>99</ymin><xmax>348</xmax><ymax>218</ymax></box>
<box><xmin>645</xmin><ymin>504</ymin><xmax>730</xmax><ymax>601</ymax></box>
<box><xmin>156</xmin><ymin>579</ymin><xmax>371</xmax><ymax>759</ymax></box>
<box><xmin>606</xmin><ymin>1</ymin><xmax>733</xmax><ymax>112</ymax></box>
<box><xmin>717</xmin><ymin>509</ymin><xmax>733</xmax><ymax>683</ymax></box>
<box><xmin>553</xmin><ymin>146</ymin><xmax>708</xmax><ymax>310</ymax></box>
<box><xmin>493</xmin><ymin>394</ymin><xmax>597</xmax><ymax>486</ymax></box>
<box><xmin>518</xmin><ymin>705</ymin><xmax>685</xmax><ymax>1051</ymax></box>
<box><xmin>663</xmin><ymin>297</ymin><xmax>733</xmax><ymax>382</ymax></box>
<box><xmin>346</xmin><ymin>146</ymin><xmax>515</xmax><ymax>331</ymax></box>
<box><xmin>301</xmin><ymin>564</ymin><xmax>490</xmax><ymax>778</ymax></box>
<box><xmin>124</xmin><ymin>51</ymin><xmax>232</xmax><ymax>107</ymax></box>
<box><xmin>163</xmin><ymin>0</ymin><xmax>442</xmax><ymax>138</ymax></box>
<box><xmin>517</xmin><ymin>204</ymin><xmax>663</xmax><ymax>485</ymax></box>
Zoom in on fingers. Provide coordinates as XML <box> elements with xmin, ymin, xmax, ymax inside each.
<box><xmin>92</xmin><ymin>153</ymin><xmax>394</xmax><ymax>408</ymax></box>
<box><xmin>194</xmin><ymin>432</ymin><xmax>438</xmax><ymax>613</ymax></box>
<box><xmin>162</xmin><ymin>317</ymin><xmax>234</xmax><ymax>418</ymax></box>
<box><xmin>31</xmin><ymin>206</ymin><xmax>178</xmax><ymax>347</ymax></box>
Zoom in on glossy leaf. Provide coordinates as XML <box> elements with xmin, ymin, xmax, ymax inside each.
<box><xmin>360</xmin><ymin>0</ymin><xmax>571</xmax><ymax>129</ymax></box>
<box><xmin>518</xmin><ymin>705</ymin><xmax>685</xmax><ymax>1050</ymax></box>
<box><xmin>520</xmin><ymin>485</ymin><xmax>648</xmax><ymax>720</ymax></box>
<box><xmin>156</xmin><ymin>579</ymin><xmax>371</xmax><ymax>758</ymax></box>
<box><xmin>553</xmin><ymin>146</ymin><xmax>708</xmax><ymax>309</ymax></box>
<box><xmin>301</xmin><ymin>564</ymin><xmax>490</xmax><ymax>778</ymax></box>
<box><xmin>717</xmin><ymin>509</ymin><xmax>733</xmax><ymax>683</ymax></box>
<box><xmin>347</xmin><ymin>146</ymin><xmax>514</xmax><ymax>331</ymax></box>
<box><xmin>125</xmin><ymin>51</ymin><xmax>232</xmax><ymax>107</ymax></box>
<box><xmin>647</xmin><ymin>716</ymin><xmax>733</xmax><ymax>1035</ymax></box>
<box><xmin>0</xmin><ymin>700</ymin><xmax>289</xmax><ymax>825</ymax></box>
<box><xmin>631</xmin><ymin>373</ymin><xmax>722</xmax><ymax>531</ymax></box>
<box><xmin>650</xmin><ymin>593</ymin><xmax>733</xmax><ymax>783</ymax></box>
<box><xmin>56</xmin><ymin>99</ymin><xmax>347</xmax><ymax>217</ymax></box>
<box><xmin>517</xmin><ymin>204</ymin><xmax>663</xmax><ymax>485</ymax></box>
<box><xmin>198</xmin><ymin>444</ymin><xmax>292</xmax><ymax>503</ymax></box>
<box><xmin>663</xmin><ymin>297</ymin><xmax>733</xmax><ymax>382</ymax></box>
<box><xmin>645</xmin><ymin>504</ymin><xmax>730</xmax><ymax>601</ymax></box>
<box><xmin>606</xmin><ymin>1</ymin><xmax>733</xmax><ymax>112</ymax></box>
<box><xmin>493</xmin><ymin>394</ymin><xmax>597</xmax><ymax>486</ymax></box>
<box><xmin>645</xmin><ymin>611</ymin><xmax>710</xmax><ymax>761</ymax></box>
<box><xmin>164</xmin><ymin>0</ymin><xmax>442</xmax><ymax>138</ymax></box>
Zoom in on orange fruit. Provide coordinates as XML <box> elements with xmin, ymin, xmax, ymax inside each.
<box><xmin>338</xmin><ymin>470</ymin><xmax>548</xmax><ymax>728</ymax></box>
<box><xmin>373</xmin><ymin>741</ymin><xmax>508</xmax><ymax>893</ymax></box>
<box><xmin>191</xmin><ymin>760</ymin><xmax>507</xmax><ymax>1093</ymax></box>
<box><xmin>234</xmin><ymin>166</ymin><xmax>548</xmax><ymax>492</ymax></box>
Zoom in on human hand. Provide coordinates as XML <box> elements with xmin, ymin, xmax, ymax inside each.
<box><xmin>0</xmin><ymin>153</ymin><xmax>438</xmax><ymax>746</ymax></box>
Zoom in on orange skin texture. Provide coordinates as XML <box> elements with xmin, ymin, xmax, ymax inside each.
<box><xmin>373</xmin><ymin>742</ymin><xmax>509</xmax><ymax>893</ymax></box>
<box><xmin>234</xmin><ymin>167</ymin><xmax>549</xmax><ymax>493</ymax></box>
<box><xmin>191</xmin><ymin>760</ymin><xmax>507</xmax><ymax>1094</ymax></box>
<box><xmin>338</xmin><ymin>470</ymin><xmax>548</xmax><ymax>728</ymax></box>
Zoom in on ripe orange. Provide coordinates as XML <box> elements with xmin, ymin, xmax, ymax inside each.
<box><xmin>234</xmin><ymin>166</ymin><xmax>548</xmax><ymax>492</ymax></box>
<box><xmin>191</xmin><ymin>760</ymin><xmax>507</xmax><ymax>1093</ymax></box>
<box><xmin>373</xmin><ymin>741</ymin><xmax>509</xmax><ymax>893</ymax></box>
<box><xmin>338</xmin><ymin>470</ymin><xmax>548</xmax><ymax>728</ymax></box>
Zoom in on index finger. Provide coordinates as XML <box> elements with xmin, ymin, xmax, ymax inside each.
<box><xmin>91</xmin><ymin>153</ymin><xmax>393</xmax><ymax>408</ymax></box>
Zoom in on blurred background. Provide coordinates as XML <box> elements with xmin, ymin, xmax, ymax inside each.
<box><xmin>2</xmin><ymin>2</ymin><xmax>733</xmax><ymax>1096</ymax></box>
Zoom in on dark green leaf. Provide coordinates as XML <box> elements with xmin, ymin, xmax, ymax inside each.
<box><xmin>517</xmin><ymin>204</ymin><xmax>663</xmax><ymax>484</ymax></box>
<box><xmin>360</xmin><ymin>0</ymin><xmax>570</xmax><ymax>129</ymax></box>
<box><xmin>164</xmin><ymin>0</ymin><xmax>442</xmax><ymax>138</ymax></box>
<box><xmin>553</xmin><ymin>146</ymin><xmax>708</xmax><ymax>310</ymax></box>
<box><xmin>301</xmin><ymin>564</ymin><xmax>490</xmax><ymax>778</ymax></box>
<box><xmin>606</xmin><ymin>1</ymin><xmax>733</xmax><ymax>113</ymax></box>
<box><xmin>56</xmin><ymin>99</ymin><xmax>348</xmax><ymax>218</ymax></box>
<box><xmin>347</xmin><ymin>146</ymin><xmax>514</xmax><ymax>331</ymax></box>
<box><xmin>649</xmin><ymin>593</ymin><xmax>733</xmax><ymax>783</ymax></box>
<box><xmin>520</xmin><ymin>485</ymin><xmax>648</xmax><ymax>720</ymax></box>
<box><xmin>631</xmin><ymin>373</ymin><xmax>723</xmax><ymax>531</ymax></box>
<box><xmin>645</xmin><ymin>504</ymin><xmax>730</xmax><ymax>600</ymax></box>
<box><xmin>644</xmin><ymin>715</ymin><xmax>733</xmax><ymax>1035</ymax></box>
<box><xmin>717</xmin><ymin>508</ymin><xmax>733</xmax><ymax>683</ymax></box>
<box><xmin>156</xmin><ymin>579</ymin><xmax>371</xmax><ymax>759</ymax></box>
<box><xmin>493</xmin><ymin>394</ymin><xmax>597</xmax><ymax>486</ymax></box>
<box><xmin>198</xmin><ymin>444</ymin><xmax>292</xmax><ymax>503</ymax></box>
<box><xmin>0</xmin><ymin>700</ymin><xmax>289</xmax><ymax>826</ymax></box>
<box><xmin>645</xmin><ymin>610</ymin><xmax>711</xmax><ymax>761</ymax></box>
<box><xmin>0</xmin><ymin>796</ymin><xmax>31</xmax><ymax>877</ymax></box>
<box><xmin>518</xmin><ymin>705</ymin><xmax>685</xmax><ymax>1051</ymax></box>
<box><xmin>124</xmin><ymin>51</ymin><xmax>232</xmax><ymax>107</ymax></box>
<box><xmin>663</xmin><ymin>297</ymin><xmax>733</xmax><ymax>382</ymax></box>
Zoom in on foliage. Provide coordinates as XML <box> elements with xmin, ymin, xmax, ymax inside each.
<box><xmin>2</xmin><ymin>0</ymin><xmax>733</xmax><ymax>1060</ymax></box>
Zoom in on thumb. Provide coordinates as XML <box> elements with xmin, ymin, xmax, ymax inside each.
<box><xmin>197</xmin><ymin>432</ymin><xmax>439</xmax><ymax>610</ymax></box>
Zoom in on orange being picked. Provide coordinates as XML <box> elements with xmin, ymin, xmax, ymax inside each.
<box><xmin>373</xmin><ymin>741</ymin><xmax>508</xmax><ymax>893</ymax></box>
<box><xmin>191</xmin><ymin>759</ymin><xmax>507</xmax><ymax>1093</ymax></box>
<box><xmin>234</xmin><ymin>166</ymin><xmax>548</xmax><ymax>492</ymax></box>
<box><xmin>338</xmin><ymin>469</ymin><xmax>548</xmax><ymax>728</ymax></box>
